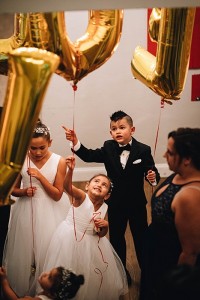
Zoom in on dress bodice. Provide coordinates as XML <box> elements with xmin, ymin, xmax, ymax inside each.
<box><xmin>152</xmin><ymin>173</ymin><xmax>200</xmax><ymax>225</ymax></box>
<box><xmin>151</xmin><ymin>174</ymin><xmax>182</xmax><ymax>225</ymax></box>
<box><xmin>21</xmin><ymin>153</ymin><xmax>60</xmax><ymax>198</ymax></box>
<box><xmin>66</xmin><ymin>195</ymin><xmax>108</xmax><ymax>235</ymax></box>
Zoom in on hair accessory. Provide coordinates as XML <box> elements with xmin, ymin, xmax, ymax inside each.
<box><xmin>61</xmin><ymin>269</ymin><xmax>72</xmax><ymax>286</ymax></box>
<box><xmin>57</xmin><ymin>269</ymin><xmax>73</xmax><ymax>299</ymax></box>
<box><xmin>33</xmin><ymin>127</ymin><xmax>50</xmax><ymax>135</ymax></box>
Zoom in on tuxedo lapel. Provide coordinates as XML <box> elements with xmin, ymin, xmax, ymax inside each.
<box><xmin>125</xmin><ymin>138</ymin><xmax>141</xmax><ymax>168</ymax></box>
<box><xmin>112</xmin><ymin>141</ymin><xmax>124</xmax><ymax>171</ymax></box>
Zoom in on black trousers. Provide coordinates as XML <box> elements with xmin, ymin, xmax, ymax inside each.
<box><xmin>108</xmin><ymin>204</ymin><xmax>148</xmax><ymax>269</ymax></box>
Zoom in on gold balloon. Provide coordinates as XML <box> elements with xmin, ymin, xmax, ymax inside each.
<box><xmin>149</xmin><ymin>8</ymin><xmax>161</xmax><ymax>42</ymax></box>
<box><xmin>0</xmin><ymin>13</ymin><xmax>29</xmax><ymax>75</ymax></box>
<box><xmin>0</xmin><ymin>47</ymin><xmax>60</xmax><ymax>205</ymax></box>
<box><xmin>131</xmin><ymin>8</ymin><xmax>196</xmax><ymax>102</ymax></box>
<box><xmin>28</xmin><ymin>10</ymin><xmax>123</xmax><ymax>85</ymax></box>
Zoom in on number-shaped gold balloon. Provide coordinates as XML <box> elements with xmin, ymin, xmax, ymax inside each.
<box><xmin>27</xmin><ymin>10</ymin><xmax>123</xmax><ymax>85</ymax></box>
<box><xmin>0</xmin><ymin>48</ymin><xmax>60</xmax><ymax>205</ymax></box>
<box><xmin>0</xmin><ymin>11</ymin><xmax>123</xmax><ymax>85</ymax></box>
<box><xmin>148</xmin><ymin>8</ymin><xmax>161</xmax><ymax>42</ymax></box>
<box><xmin>0</xmin><ymin>13</ymin><xmax>29</xmax><ymax>75</ymax></box>
<box><xmin>131</xmin><ymin>8</ymin><xmax>196</xmax><ymax>102</ymax></box>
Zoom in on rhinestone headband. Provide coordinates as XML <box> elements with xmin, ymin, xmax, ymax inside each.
<box><xmin>33</xmin><ymin>127</ymin><xmax>50</xmax><ymax>135</ymax></box>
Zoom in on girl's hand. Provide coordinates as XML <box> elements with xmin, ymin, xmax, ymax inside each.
<box><xmin>27</xmin><ymin>168</ymin><xmax>41</xmax><ymax>180</ymax></box>
<box><xmin>26</xmin><ymin>186</ymin><xmax>37</xmax><ymax>197</ymax></box>
<box><xmin>65</xmin><ymin>156</ymin><xmax>75</xmax><ymax>171</ymax></box>
<box><xmin>94</xmin><ymin>219</ymin><xmax>108</xmax><ymax>231</ymax></box>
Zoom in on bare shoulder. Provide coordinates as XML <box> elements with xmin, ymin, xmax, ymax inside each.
<box><xmin>172</xmin><ymin>183</ymin><xmax>200</xmax><ymax>212</ymax></box>
<box><xmin>58</xmin><ymin>156</ymin><xmax>66</xmax><ymax>165</ymax></box>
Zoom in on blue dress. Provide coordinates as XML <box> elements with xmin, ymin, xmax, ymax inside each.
<box><xmin>139</xmin><ymin>173</ymin><xmax>200</xmax><ymax>300</ymax></box>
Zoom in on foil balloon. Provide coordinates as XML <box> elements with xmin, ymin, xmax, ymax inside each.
<box><xmin>131</xmin><ymin>8</ymin><xmax>196</xmax><ymax>102</ymax></box>
<box><xmin>28</xmin><ymin>10</ymin><xmax>123</xmax><ymax>85</ymax></box>
<box><xmin>0</xmin><ymin>13</ymin><xmax>29</xmax><ymax>75</ymax></box>
<box><xmin>0</xmin><ymin>47</ymin><xmax>60</xmax><ymax>206</ymax></box>
<box><xmin>148</xmin><ymin>8</ymin><xmax>161</xmax><ymax>42</ymax></box>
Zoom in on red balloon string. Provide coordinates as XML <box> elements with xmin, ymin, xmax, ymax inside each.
<box><xmin>94</xmin><ymin>235</ymin><xmax>109</xmax><ymax>293</ymax></box>
<box><xmin>151</xmin><ymin>97</ymin><xmax>165</xmax><ymax>194</ymax></box>
<box><xmin>153</xmin><ymin>98</ymin><xmax>165</xmax><ymax>158</ymax></box>
<box><xmin>69</xmin><ymin>84</ymin><xmax>108</xmax><ymax>292</ymax></box>
<box><xmin>70</xmin><ymin>83</ymin><xmax>78</xmax><ymax>240</ymax></box>
<box><xmin>27</xmin><ymin>155</ymin><xmax>36</xmax><ymax>271</ymax></box>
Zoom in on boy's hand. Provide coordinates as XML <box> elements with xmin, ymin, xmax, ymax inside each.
<box><xmin>146</xmin><ymin>170</ymin><xmax>156</xmax><ymax>184</ymax></box>
<box><xmin>62</xmin><ymin>126</ymin><xmax>78</xmax><ymax>146</ymax></box>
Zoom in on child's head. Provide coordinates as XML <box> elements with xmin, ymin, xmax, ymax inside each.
<box><xmin>86</xmin><ymin>174</ymin><xmax>113</xmax><ymax>201</ymax></box>
<box><xmin>29</xmin><ymin>119</ymin><xmax>52</xmax><ymax>161</ymax></box>
<box><xmin>32</xmin><ymin>119</ymin><xmax>51</xmax><ymax>141</ymax></box>
<box><xmin>110</xmin><ymin>110</ymin><xmax>135</xmax><ymax>145</ymax></box>
<box><xmin>39</xmin><ymin>266</ymin><xmax>84</xmax><ymax>300</ymax></box>
<box><xmin>110</xmin><ymin>110</ymin><xmax>133</xmax><ymax>126</ymax></box>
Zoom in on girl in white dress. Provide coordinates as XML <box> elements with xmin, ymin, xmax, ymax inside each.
<box><xmin>41</xmin><ymin>156</ymin><xmax>129</xmax><ymax>300</ymax></box>
<box><xmin>0</xmin><ymin>265</ymin><xmax>84</xmax><ymax>300</ymax></box>
<box><xmin>3</xmin><ymin>120</ymin><xmax>70</xmax><ymax>297</ymax></box>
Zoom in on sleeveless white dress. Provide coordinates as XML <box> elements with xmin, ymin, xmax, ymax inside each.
<box><xmin>40</xmin><ymin>195</ymin><xmax>128</xmax><ymax>300</ymax></box>
<box><xmin>3</xmin><ymin>153</ymin><xmax>70</xmax><ymax>297</ymax></box>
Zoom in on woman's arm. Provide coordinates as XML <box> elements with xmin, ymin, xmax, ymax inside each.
<box><xmin>172</xmin><ymin>187</ymin><xmax>200</xmax><ymax>266</ymax></box>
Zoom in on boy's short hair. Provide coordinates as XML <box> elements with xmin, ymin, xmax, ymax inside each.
<box><xmin>110</xmin><ymin>110</ymin><xmax>133</xmax><ymax>127</ymax></box>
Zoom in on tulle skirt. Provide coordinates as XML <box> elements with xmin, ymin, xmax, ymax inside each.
<box><xmin>3</xmin><ymin>193</ymin><xmax>70</xmax><ymax>296</ymax></box>
<box><xmin>41</xmin><ymin>220</ymin><xmax>129</xmax><ymax>300</ymax></box>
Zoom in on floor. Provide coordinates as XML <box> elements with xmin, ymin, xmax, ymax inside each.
<box><xmin>125</xmin><ymin>223</ymin><xmax>141</xmax><ymax>300</ymax></box>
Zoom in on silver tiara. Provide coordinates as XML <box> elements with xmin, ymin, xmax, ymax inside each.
<box><xmin>33</xmin><ymin>127</ymin><xmax>50</xmax><ymax>135</ymax></box>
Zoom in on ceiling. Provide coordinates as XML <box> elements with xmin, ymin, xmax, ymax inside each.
<box><xmin>1</xmin><ymin>0</ymin><xmax>199</xmax><ymax>13</ymax></box>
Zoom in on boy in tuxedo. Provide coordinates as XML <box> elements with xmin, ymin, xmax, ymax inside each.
<box><xmin>63</xmin><ymin>110</ymin><xmax>160</xmax><ymax>285</ymax></box>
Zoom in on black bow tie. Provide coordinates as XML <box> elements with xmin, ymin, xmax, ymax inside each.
<box><xmin>117</xmin><ymin>143</ymin><xmax>131</xmax><ymax>154</ymax></box>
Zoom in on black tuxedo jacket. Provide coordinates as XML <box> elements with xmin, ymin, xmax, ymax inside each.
<box><xmin>74</xmin><ymin>137</ymin><xmax>160</xmax><ymax>210</ymax></box>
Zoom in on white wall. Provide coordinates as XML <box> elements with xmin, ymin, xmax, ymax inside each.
<box><xmin>1</xmin><ymin>9</ymin><xmax>200</xmax><ymax>180</ymax></box>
